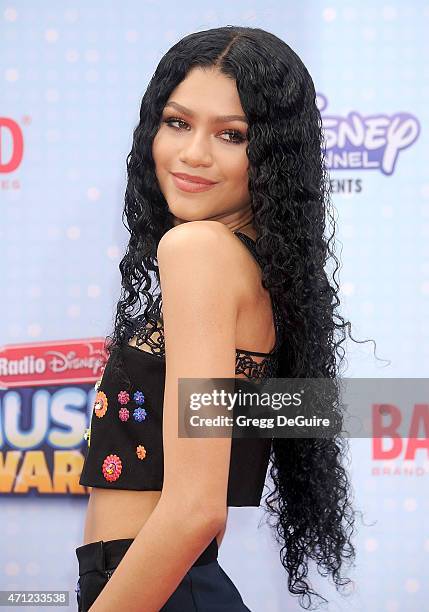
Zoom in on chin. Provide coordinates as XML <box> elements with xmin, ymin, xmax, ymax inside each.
<box><xmin>167</xmin><ymin>207</ymin><xmax>208</xmax><ymax>223</ymax></box>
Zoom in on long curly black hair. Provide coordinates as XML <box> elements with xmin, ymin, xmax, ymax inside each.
<box><xmin>103</xmin><ymin>26</ymin><xmax>384</xmax><ymax>610</ymax></box>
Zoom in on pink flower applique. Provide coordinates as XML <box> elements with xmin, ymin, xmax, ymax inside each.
<box><xmin>102</xmin><ymin>454</ymin><xmax>122</xmax><ymax>482</ymax></box>
<box><xmin>118</xmin><ymin>406</ymin><xmax>130</xmax><ymax>422</ymax></box>
<box><xmin>117</xmin><ymin>390</ymin><xmax>130</xmax><ymax>405</ymax></box>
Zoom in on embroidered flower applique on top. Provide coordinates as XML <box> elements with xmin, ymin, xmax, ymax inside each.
<box><xmin>133</xmin><ymin>407</ymin><xmax>147</xmax><ymax>422</ymax></box>
<box><xmin>136</xmin><ymin>445</ymin><xmax>147</xmax><ymax>460</ymax></box>
<box><xmin>118</xmin><ymin>390</ymin><xmax>130</xmax><ymax>405</ymax></box>
<box><xmin>134</xmin><ymin>390</ymin><xmax>145</xmax><ymax>405</ymax></box>
<box><xmin>102</xmin><ymin>454</ymin><xmax>122</xmax><ymax>482</ymax></box>
<box><xmin>94</xmin><ymin>391</ymin><xmax>108</xmax><ymax>418</ymax></box>
<box><xmin>118</xmin><ymin>406</ymin><xmax>130</xmax><ymax>421</ymax></box>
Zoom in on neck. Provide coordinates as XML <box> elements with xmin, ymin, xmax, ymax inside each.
<box><xmin>232</xmin><ymin>221</ymin><xmax>257</xmax><ymax>240</ymax></box>
<box><xmin>170</xmin><ymin>212</ymin><xmax>257</xmax><ymax>240</ymax></box>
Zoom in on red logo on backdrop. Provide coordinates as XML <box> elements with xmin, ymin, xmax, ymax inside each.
<box><xmin>0</xmin><ymin>117</ymin><xmax>24</xmax><ymax>173</ymax></box>
<box><xmin>372</xmin><ymin>403</ymin><xmax>429</xmax><ymax>460</ymax></box>
<box><xmin>0</xmin><ymin>339</ymin><xmax>108</xmax><ymax>389</ymax></box>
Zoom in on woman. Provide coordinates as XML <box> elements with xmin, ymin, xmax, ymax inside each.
<box><xmin>76</xmin><ymin>25</ymin><xmax>379</xmax><ymax>611</ymax></box>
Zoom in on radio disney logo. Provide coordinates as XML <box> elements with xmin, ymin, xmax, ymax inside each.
<box><xmin>45</xmin><ymin>349</ymin><xmax>103</xmax><ymax>375</ymax></box>
<box><xmin>0</xmin><ymin>339</ymin><xmax>107</xmax><ymax>389</ymax></box>
<box><xmin>0</xmin><ymin>116</ymin><xmax>24</xmax><ymax>173</ymax></box>
<box><xmin>318</xmin><ymin>93</ymin><xmax>420</xmax><ymax>176</ymax></box>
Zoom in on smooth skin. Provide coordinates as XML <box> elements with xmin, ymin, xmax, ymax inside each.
<box><xmin>153</xmin><ymin>65</ymin><xmax>255</xmax><ymax>235</ymax></box>
<box><xmin>84</xmin><ymin>67</ymin><xmax>277</xmax><ymax>611</ymax></box>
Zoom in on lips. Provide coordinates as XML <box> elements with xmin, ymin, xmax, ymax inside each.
<box><xmin>171</xmin><ymin>173</ymin><xmax>217</xmax><ymax>193</ymax></box>
<box><xmin>172</xmin><ymin>172</ymin><xmax>217</xmax><ymax>185</ymax></box>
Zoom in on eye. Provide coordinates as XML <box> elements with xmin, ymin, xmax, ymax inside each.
<box><xmin>162</xmin><ymin>117</ymin><xmax>246</xmax><ymax>145</ymax></box>
<box><xmin>221</xmin><ymin>129</ymin><xmax>246</xmax><ymax>145</ymax></box>
<box><xmin>163</xmin><ymin>117</ymin><xmax>188</xmax><ymax>130</ymax></box>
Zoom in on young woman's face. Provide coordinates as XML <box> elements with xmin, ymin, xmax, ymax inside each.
<box><xmin>152</xmin><ymin>66</ymin><xmax>251</xmax><ymax>226</ymax></box>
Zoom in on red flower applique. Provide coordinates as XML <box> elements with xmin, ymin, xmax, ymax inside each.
<box><xmin>102</xmin><ymin>454</ymin><xmax>122</xmax><ymax>482</ymax></box>
<box><xmin>117</xmin><ymin>390</ymin><xmax>130</xmax><ymax>405</ymax></box>
<box><xmin>118</xmin><ymin>407</ymin><xmax>130</xmax><ymax>421</ymax></box>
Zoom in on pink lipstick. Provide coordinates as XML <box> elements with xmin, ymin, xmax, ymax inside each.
<box><xmin>171</xmin><ymin>173</ymin><xmax>218</xmax><ymax>193</ymax></box>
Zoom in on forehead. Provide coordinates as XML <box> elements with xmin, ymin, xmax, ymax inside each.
<box><xmin>165</xmin><ymin>67</ymin><xmax>246</xmax><ymax>120</ymax></box>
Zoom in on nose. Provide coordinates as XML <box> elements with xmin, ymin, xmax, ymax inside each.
<box><xmin>179</xmin><ymin>132</ymin><xmax>212</xmax><ymax>167</ymax></box>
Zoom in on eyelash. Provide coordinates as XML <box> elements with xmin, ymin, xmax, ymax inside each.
<box><xmin>162</xmin><ymin>117</ymin><xmax>247</xmax><ymax>145</ymax></box>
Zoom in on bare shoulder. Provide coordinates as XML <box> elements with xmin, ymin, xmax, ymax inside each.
<box><xmin>157</xmin><ymin>220</ymin><xmax>239</xmax><ymax>260</ymax></box>
<box><xmin>156</xmin><ymin>220</ymin><xmax>250</xmax><ymax>316</ymax></box>
<box><xmin>157</xmin><ymin>221</ymin><xmax>247</xmax><ymax>281</ymax></box>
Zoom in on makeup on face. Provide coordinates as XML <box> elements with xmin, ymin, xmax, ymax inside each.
<box><xmin>171</xmin><ymin>172</ymin><xmax>218</xmax><ymax>193</ymax></box>
<box><xmin>152</xmin><ymin>67</ymin><xmax>252</xmax><ymax>226</ymax></box>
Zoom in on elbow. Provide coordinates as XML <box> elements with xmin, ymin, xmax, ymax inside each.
<box><xmin>196</xmin><ymin>505</ymin><xmax>227</xmax><ymax>534</ymax></box>
<box><xmin>162</xmin><ymin>492</ymin><xmax>227</xmax><ymax>535</ymax></box>
<box><xmin>185</xmin><ymin>498</ymin><xmax>227</xmax><ymax>534</ymax></box>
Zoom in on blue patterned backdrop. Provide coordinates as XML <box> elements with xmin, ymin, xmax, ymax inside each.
<box><xmin>1</xmin><ymin>1</ymin><xmax>428</xmax><ymax>611</ymax></box>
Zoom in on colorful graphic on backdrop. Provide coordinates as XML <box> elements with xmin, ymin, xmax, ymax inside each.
<box><xmin>0</xmin><ymin>339</ymin><xmax>106</xmax><ymax>495</ymax></box>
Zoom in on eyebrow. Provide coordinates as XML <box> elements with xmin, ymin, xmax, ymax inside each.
<box><xmin>164</xmin><ymin>101</ymin><xmax>248</xmax><ymax>124</ymax></box>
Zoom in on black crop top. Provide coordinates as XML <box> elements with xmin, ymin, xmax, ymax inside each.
<box><xmin>79</xmin><ymin>232</ymin><xmax>284</xmax><ymax>506</ymax></box>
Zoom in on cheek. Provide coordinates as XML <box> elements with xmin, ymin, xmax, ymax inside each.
<box><xmin>152</xmin><ymin>145</ymin><xmax>170</xmax><ymax>192</ymax></box>
<box><xmin>223</xmin><ymin>155</ymin><xmax>249</xmax><ymax>185</ymax></box>
<box><xmin>152</xmin><ymin>128</ymin><xmax>172</xmax><ymax>164</ymax></box>
<box><xmin>225</xmin><ymin>158</ymin><xmax>250</xmax><ymax>202</ymax></box>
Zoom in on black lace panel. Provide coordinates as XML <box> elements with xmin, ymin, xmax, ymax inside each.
<box><xmin>234</xmin><ymin>348</ymin><xmax>280</xmax><ymax>381</ymax></box>
<box><xmin>130</xmin><ymin>317</ymin><xmax>165</xmax><ymax>356</ymax></box>
<box><xmin>128</xmin><ymin>298</ymin><xmax>282</xmax><ymax>383</ymax></box>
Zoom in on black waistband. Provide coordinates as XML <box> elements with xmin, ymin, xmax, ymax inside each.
<box><xmin>76</xmin><ymin>536</ymin><xmax>218</xmax><ymax>576</ymax></box>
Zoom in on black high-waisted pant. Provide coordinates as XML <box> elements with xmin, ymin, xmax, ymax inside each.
<box><xmin>75</xmin><ymin>536</ymin><xmax>251</xmax><ymax>611</ymax></box>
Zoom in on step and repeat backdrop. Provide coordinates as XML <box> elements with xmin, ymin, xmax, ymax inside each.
<box><xmin>1</xmin><ymin>1</ymin><xmax>427</xmax><ymax>611</ymax></box>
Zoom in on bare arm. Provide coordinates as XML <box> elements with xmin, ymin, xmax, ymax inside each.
<box><xmin>89</xmin><ymin>221</ymin><xmax>241</xmax><ymax>612</ymax></box>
